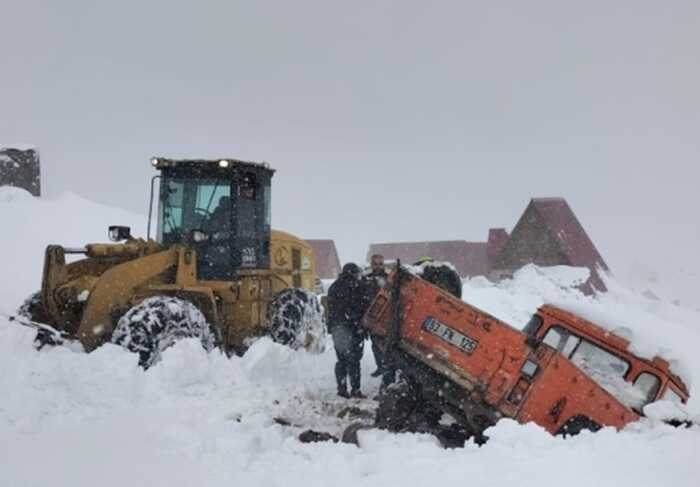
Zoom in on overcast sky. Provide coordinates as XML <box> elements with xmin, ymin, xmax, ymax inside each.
<box><xmin>2</xmin><ymin>0</ymin><xmax>699</xmax><ymax>291</ymax></box>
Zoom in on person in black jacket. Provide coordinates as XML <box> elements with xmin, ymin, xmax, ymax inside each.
<box><xmin>327</xmin><ymin>263</ymin><xmax>370</xmax><ymax>398</ymax></box>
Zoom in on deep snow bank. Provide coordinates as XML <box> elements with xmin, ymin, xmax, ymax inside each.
<box><xmin>0</xmin><ymin>186</ymin><xmax>146</xmax><ymax>307</ymax></box>
<box><xmin>463</xmin><ymin>265</ymin><xmax>699</xmax><ymax>409</ymax></box>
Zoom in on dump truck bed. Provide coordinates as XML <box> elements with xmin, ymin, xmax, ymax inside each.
<box><xmin>363</xmin><ymin>269</ymin><xmax>639</xmax><ymax>435</ymax></box>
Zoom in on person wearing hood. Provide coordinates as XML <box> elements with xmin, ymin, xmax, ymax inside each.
<box><xmin>327</xmin><ymin>263</ymin><xmax>370</xmax><ymax>398</ymax></box>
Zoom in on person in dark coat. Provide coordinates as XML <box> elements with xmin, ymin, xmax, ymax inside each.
<box><xmin>364</xmin><ymin>254</ymin><xmax>389</xmax><ymax>378</ymax></box>
<box><xmin>327</xmin><ymin>263</ymin><xmax>370</xmax><ymax>398</ymax></box>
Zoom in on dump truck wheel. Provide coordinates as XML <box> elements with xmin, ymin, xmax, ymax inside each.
<box><xmin>266</xmin><ymin>288</ymin><xmax>326</xmax><ymax>353</ymax></box>
<box><xmin>111</xmin><ymin>296</ymin><xmax>219</xmax><ymax>368</ymax></box>
<box><xmin>375</xmin><ymin>382</ymin><xmax>418</xmax><ymax>431</ymax></box>
<box><xmin>556</xmin><ymin>415</ymin><xmax>602</xmax><ymax>437</ymax></box>
<box><xmin>375</xmin><ymin>380</ymin><xmax>440</xmax><ymax>432</ymax></box>
<box><xmin>415</xmin><ymin>261</ymin><xmax>463</xmax><ymax>299</ymax></box>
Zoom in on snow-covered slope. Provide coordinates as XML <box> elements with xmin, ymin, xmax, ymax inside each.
<box><xmin>0</xmin><ymin>186</ymin><xmax>146</xmax><ymax>307</ymax></box>
<box><xmin>1</xmin><ymin>188</ymin><xmax>699</xmax><ymax>487</ymax></box>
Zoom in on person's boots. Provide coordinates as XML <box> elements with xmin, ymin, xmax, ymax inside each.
<box><xmin>350</xmin><ymin>389</ymin><xmax>366</xmax><ymax>399</ymax></box>
<box><xmin>336</xmin><ymin>362</ymin><xmax>349</xmax><ymax>398</ymax></box>
<box><xmin>370</xmin><ymin>368</ymin><xmax>382</xmax><ymax>378</ymax></box>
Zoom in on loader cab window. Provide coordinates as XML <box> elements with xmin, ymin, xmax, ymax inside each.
<box><xmin>158</xmin><ymin>177</ymin><xmax>234</xmax><ymax>280</ymax></box>
<box><xmin>159</xmin><ymin>178</ymin><xmax>232</xmax><ymax>242</ymax></box>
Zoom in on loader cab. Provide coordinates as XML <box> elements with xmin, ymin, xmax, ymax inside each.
<box><xmin>151</xmin><ymin>158</ymin><xmax>274</xmax><ymax>280</ymax></box>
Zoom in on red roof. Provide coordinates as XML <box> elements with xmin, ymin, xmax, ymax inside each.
<box><xmin>530</xmin><ymin>198</ymin><xmax>608</xmax><ymax>272</ymax></box>
<box><xmin>306</xmin><ymin>239</ymin><xmax>341</xmax><ymax>279</ymax></box>
<box><xmin>367</xmin><ymin>241</ymin><xmax>489</xmax><ymax>278</ymax></box>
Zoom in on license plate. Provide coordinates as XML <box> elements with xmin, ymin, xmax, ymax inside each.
<box><xmin>422</xmin><ymin>317</ymin><xmax>478</xmax><ymax>355</ymax></box>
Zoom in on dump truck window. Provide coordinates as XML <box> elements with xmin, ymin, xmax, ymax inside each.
<box><xmin>662</xmin><ymin>386</ymin><xmax>683</xmax><ymax>405</ymax></box>
<box><xmin>543</xmin><ymin>326</ymin><xmax>580</xmax><ymax>357</ymax></box>
<box><xmin>633</xmin><ymin>372</ymin><xmax>661</xmax><ymax>405</ymax></box>
<box><xmin>523</xmin><ymin>314</ymin><xmax>543</xmax><ymax>336</ymax></box>
<box><xmin>571</xmin><ymin>340</ymin><xmax>629</xmax><ymax>378</ymax></box>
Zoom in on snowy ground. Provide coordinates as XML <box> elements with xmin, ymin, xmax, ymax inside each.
<box><xmin>1</xmin><ymin>187</ymin><xmax>700</xmax><ymax>487</ymax></box>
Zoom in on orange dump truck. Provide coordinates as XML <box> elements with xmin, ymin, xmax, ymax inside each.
<box><xmin>363</xmin><ymin>267</ymin><xmax>689</xmax><ymax>437</ymax></box>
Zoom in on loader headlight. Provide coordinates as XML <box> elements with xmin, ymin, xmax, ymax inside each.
<box><xmin>218</xmin><ymin>159</ymin><xmax>230</xmax><ymax>168</ymax></box>
<box><xmin>108</xmin><ymin>225</ymin><xmax>133</xmax><ymax>242</ymax></box>
<box><xmin>191</xmin><ymin>229</ymin><xmax>210</xmax><ymax>244</ymax></box>
<box><xmin>151</xmin><ymin>157</ymin><xmax>159</xmax><ymax>167</ymax></box>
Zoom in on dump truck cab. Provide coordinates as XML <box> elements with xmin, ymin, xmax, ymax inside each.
<box><xmin>151</xmin><ymin>157</ymin><xmax>273</xmax><ymax>280</ymax></box>
<box><xmin>524</xmin><ymin>305</ymin><xmax>690</xmax><ymax>411</ymax></box>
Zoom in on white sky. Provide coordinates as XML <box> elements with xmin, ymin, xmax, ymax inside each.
<box><xmin>2</xmin><ymin>0</ymin><xmax>699</xmax><ymax>297</ymax></box>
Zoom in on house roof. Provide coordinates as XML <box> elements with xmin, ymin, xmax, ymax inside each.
<box><xmin>530</xmin><ymin>198</ymin><xmax>608</xmax><ymax>271</ymax></box>
<box><xmin>367</xmin><ymin>240</ymin><xmax>489</xmax><ymax>278</ymax></box>
<box><xmin>306</xmin><ymin>239</ymin><xmax>342</xmax><ymax>279</ymax></box>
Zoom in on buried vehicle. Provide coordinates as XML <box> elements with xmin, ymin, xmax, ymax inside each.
<box><xmin>363</xmin><ymin>266</ymin><xmax>690</xmax><ymax>439</ymax></box>
<box><xmin>18</xmin><ymin>158</ymin><xmax>324</xmax><ymax>366</ymax></box>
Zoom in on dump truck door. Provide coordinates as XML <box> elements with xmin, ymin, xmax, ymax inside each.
<box><xmin>516</xmin><ymin>347</ymin><xmax>639</xmax><ymax>434</ymax></box>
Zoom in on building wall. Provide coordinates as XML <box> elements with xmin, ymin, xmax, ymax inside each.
<box><xmin>491</xmin><ymin>205</ymin><xmax>568</xmax><ymax>275</ymax></box>
<box><xmin>0</xmin><ymin>147</ymin><xmax>41</xmax><ymax>196</ymax></box>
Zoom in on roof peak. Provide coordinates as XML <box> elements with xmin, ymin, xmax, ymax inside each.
<box><xmin>531</xmin><ymin>197</ymin><xmax>567</xmax><ymax>203</ymax></box>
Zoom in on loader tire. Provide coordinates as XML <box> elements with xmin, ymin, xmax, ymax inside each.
<box><xmin>17</xmin><ymin>292</ymin><xmax>58</xmax><ymax>349</ymax></box>
<box><xmin>111</xmin><ymin>296</ymin><xmax>219</xmax><ymax>369</ymax></box>
<box><xmin>17</xmin><ymin>291</ymin><xmax>51</xmax><ymax>324</ymax></box>
<box><xmin>266</xmin><ymin>288</ymin><xmax>326</xmax><ymax>353</ymax></box>
<box><xmin>417</xmin><ymin>262</ymin><xmax>462</xmax><ymax>299</ymax></box>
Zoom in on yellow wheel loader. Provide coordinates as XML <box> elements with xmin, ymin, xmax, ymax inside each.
<box><xmin>17</xmin><ymin>158</ymin><xmax>325</xmax><ymax>367</ymax></box>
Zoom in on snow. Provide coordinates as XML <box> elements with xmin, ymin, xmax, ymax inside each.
<box><xmin>463</xmin><ymin>264</ymin><xmax>697</xmax><ymax>392</ymax></box>
<box><xmin>643</xmin><ymin>400</ymin><xmax>694</xmax><ymax>423</ymax></box>
<box><xmin>1</xmin><ymin>191</ymin><xmax>700</xmax><ymax>486</ymax></box>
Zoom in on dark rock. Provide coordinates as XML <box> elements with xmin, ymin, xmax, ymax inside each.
<box><xmin>298</xmin><ymin>430</ymin><xmax>338</xmax><ymax>444</ymax></box>
<box><xmin>340</xmin><ymin>422</ymin><xmax>373</xmax><ymax>446</ymax></box>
